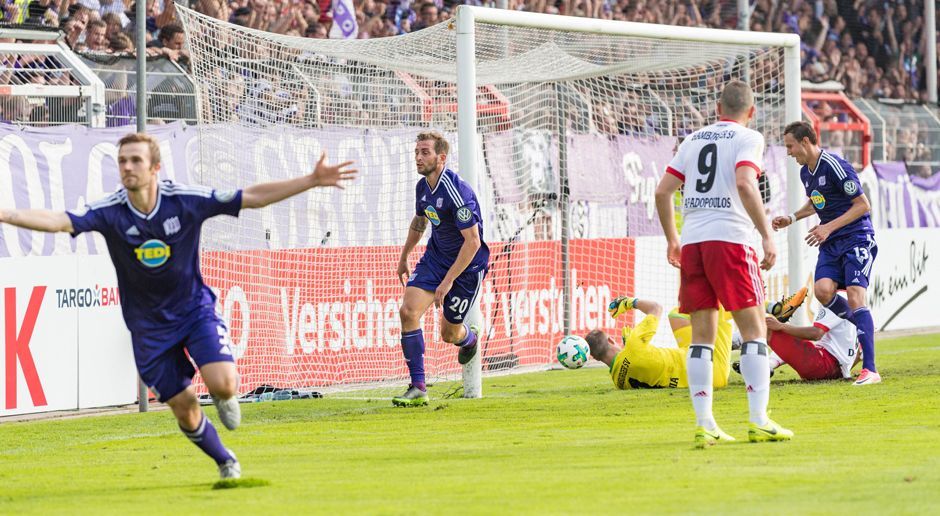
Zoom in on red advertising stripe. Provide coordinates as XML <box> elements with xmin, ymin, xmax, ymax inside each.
<box><xmin>200</xmin><ymin>238</ymin><xmax>635</xmax><ymax>391</ymax></box>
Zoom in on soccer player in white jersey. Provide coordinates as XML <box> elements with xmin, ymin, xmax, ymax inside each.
<box><xmin>761</xmin><ymin>297</ymin><xmax>861</xmax><ymax>381</ymax></box>
<box><xmin>654</xmin><ymin>80</ymin><xmax>793</xmax><ymax>448</ymax></box>
<box><xmin>0</xmin><ymin>133</ymin><xmax>356</xmax><ymax>479</ymax></box>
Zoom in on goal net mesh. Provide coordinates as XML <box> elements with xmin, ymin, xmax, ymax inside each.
<box><xmin>177</xmin><ymin>6</ymin><xmax>791</xmax><ymax>396</ymax></box>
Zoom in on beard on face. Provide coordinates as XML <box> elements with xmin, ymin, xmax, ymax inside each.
<box><xmin>417</xmin><ymin>156</ymin><xmax>438</xmax><ymax>176</ymax></box>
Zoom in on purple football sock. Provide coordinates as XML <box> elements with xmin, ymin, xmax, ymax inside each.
<box><xmin>458</xmin><ymin>324</ymin><xmax>477</xmax><ymax>348</ymax></box>
<box><xmin>853</xmin><ymin>307</ymin><xmax>877</xmax><ymax>372</ymax></box>
<box><xmin>401</xmin><ymin>329</ymin><xmax>426</xmax><ymax>390</ymax></box>
<box><xmin>180</xmin><ymin>413</ymin><xmax>235</xmax><ymax>465</ymax></box>
<box><xmin>824</xmin><ymin>295</ymin><xmax>853</xmax><ymax>322</ymax></box>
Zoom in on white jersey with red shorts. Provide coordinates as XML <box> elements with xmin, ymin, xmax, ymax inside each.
<box><xmin>666</xmin><ymin>119</ymin><xmax>766</xmax><ymax>313</ymax></box>
<box><xmin>812</xmin><ymin>306</ymin><xmax>859</xmax><ymax>378</ymax></box>
<box><xmin>768</xmin><ymin>306</ymin><xmax>859</xmax><ymax>380</ymax></box>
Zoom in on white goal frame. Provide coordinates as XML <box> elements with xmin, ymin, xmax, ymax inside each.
<box><xmin>454</xmin><ymin>6</ymin><xmax>804</xmax><ymax>398</ymax></box>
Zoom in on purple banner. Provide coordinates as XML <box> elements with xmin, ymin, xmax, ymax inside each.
<box><xmin>871</xmin><ymin>161</ymin><xmax>940</xmax><ymax>228</ymax></box>
<box><xmin>0</xmin><ymin>123</ymin><xmax>195</xmax><ymax>258</ymax></box>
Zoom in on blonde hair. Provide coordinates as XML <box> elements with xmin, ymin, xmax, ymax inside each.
<box><xmin>117</xmin><ymin>133</ymin><xmax>161</xmax><ymax>166</ymax></box>
<box><xmin>416</xmin><ymin>131</ymin><xmax>449</xmax><ymax>156</ymax></box>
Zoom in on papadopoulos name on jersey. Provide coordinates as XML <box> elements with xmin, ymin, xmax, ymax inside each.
<box><xmin>684</xmin><ymin>197</ymin><xmax>732</xmax><ymax>209</ymax></box>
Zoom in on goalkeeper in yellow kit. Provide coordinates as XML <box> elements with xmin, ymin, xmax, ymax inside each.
<box><xmin>584</xmin><ymin>296</ymin><xmax>733</xmax><ymax>389</ymax></box>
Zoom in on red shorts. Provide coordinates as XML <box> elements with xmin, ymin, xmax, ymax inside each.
<box><xmin>768</xmin><ymin>332</ymin><xmax>843</xmax><ymax>381</ymax></box>
<box><xmin>678</xmin><ymin>241</ymin><xmax>765</xmax><ymax>313</ymax></box>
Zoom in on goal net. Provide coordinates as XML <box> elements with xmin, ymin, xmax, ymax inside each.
<box><xmin>177</xmin><ymin>6</ymin><xmax>800</xmax><ymax>397</ymax></box>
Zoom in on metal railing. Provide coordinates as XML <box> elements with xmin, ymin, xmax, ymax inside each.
<box><xmin>0</xmin><ymin>27</ymin><xmax>105</xmax><ymax>126</ymax></box>
<box><xmin>856</xmin><ymin>98</ymin><xmax>940</xmax><ymax>176</ymax></box>
<box><xmin>77</xmin><ymin>52</ymin><xmax>197</xmax><ymax>127</ymax></box>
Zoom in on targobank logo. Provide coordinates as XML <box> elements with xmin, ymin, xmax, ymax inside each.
<box><xmin>135</xmin><ymin>239</ymin><xmax>171</xmax><ymax>267</ymax></box>
<box><xmin>810</xmin><ymin>189</ymin><xmax>826</xmax><ymax>209</ymax></box>
<box><xmin>424</xmin><ymin>206</ymin><xmax>441</xmax><ymax>226</ymax></box>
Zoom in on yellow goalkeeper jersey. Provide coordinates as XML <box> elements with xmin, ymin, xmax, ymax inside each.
<box><xmin>609</xmin><ymin>308</ymin><xmax>732</xmax><ymax>390</ymax></box>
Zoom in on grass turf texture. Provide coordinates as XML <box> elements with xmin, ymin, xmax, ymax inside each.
<box><xmin>1</xmin><ymin>333</ymin><xmax>937</xmax><ymax>514</ymax></box>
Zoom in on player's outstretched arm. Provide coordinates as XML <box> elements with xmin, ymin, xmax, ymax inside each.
<box><xmin>772</xmin><ymin>200</ymin><xmax>814</xmax><ymax>231</ymax></box>
<box><xmin>397</xmin><ymin>215</ymin><xmax>427</xmax><ymax>286</ymax></box>
<box><xmin>0</xmin><ymin>209</ymin><xmax>73</xmax><ymax>233</ymax></box>
<box><xmin>736</xmin><ymin>166</ymin><xmax>775</xmax><ymax>270</ymax></box>
<box><xmin>765</xmin><ymin>315</ymin><xmax>824</xmax><ymax>341</ymax></box>
<box><xmin>654</xmin><ymin>173</ymin><xmax>683</xmax><ymax>268</ymax></box>
<box><xmin>633</xmin><ymin>298</ymin><xmax>663</xmax><ymax>318</ymax></box>
<box><xmin>241</xmin><ymin>152</ymin><xmax>357</xmax><ymax>209</ymax></box>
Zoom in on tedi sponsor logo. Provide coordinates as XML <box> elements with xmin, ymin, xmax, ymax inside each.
<box><xmin>56</xmin><ymin>285</ymin><xmax>121</xmax><ymax>308</ymax></box>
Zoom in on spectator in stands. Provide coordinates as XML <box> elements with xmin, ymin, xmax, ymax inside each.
<box><xmin>154</xmin><ymin>22</ymin><xmax>190</xmax><ymax>67</ymax></box>
<box><xmin>84</xmin><ymin>19</ymin><xmax>108</xmax><ymax>51</ymax></box>
<box><xmin>102</xmin><ymin>12</ymin><xmax>124</xmax><ymax>38</ymax></box>
<box><xmin>411</xmin><ymin>1</ymin><xmax>437</xmax><ymax>32</ymax></box>
<box><xmin>108</xmin><ymin>31</ymin><xmax>132</xmax><ymax>52</ymax></box>
<box><xmin>305</xmin><ymin>21</ymin><xmax>327</xmax><ymax>38</ymax></box>
<box><xmin>61</xmin><ymin>16</ymin><xmax>87</xmax><ymax>49</ymax></box>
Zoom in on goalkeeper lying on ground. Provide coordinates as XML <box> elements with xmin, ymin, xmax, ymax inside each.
<box><xmin>584</xmin><ymin>296</ymin><xmax>733</xmax><ymax>389</ymax></box>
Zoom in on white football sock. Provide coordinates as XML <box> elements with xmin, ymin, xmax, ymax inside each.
<box><xmin>687</xmin><ymin>345</ymin><xmax>716</xmax><ymax>429</ymax></box>
<box><xmin>768</xmin><ymin>350</ymin><xmax>784</xmax><ymax>370</ymax></box>
<box><xmin>740</xmin><ymin>339</ymin><xmax>771</xmax><ymax>426</ymax></box>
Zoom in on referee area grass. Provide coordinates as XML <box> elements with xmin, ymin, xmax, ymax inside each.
<box><xmin>1</xmin><ymin>333</ymin><xmax>938</xmax><ymax>514</ymax></box>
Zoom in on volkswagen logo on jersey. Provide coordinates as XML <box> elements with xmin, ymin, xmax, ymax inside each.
<box><xmin>424</xmin><ymin>206</ymin><xmax>441</xmax><ymax>226</ymax></box>
<box><xmin>135</xmin><ymin>239</ymin><xmax>171</xmax><ymax>268</ymax></box>
<box><xmin>843</xmin><ymin>181</ymin><xmax>858</xmax><ymax>195</ymax></box>
<box><xmin>810</xmin><ymin>189</ymin><xmax>826</xmax><ymax>209</ymax></box>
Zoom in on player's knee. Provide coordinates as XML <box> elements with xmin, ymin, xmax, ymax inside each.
<box><xmin>208</xmin><ymin>376</ymin><xmax>237</xmax><ymax>399</ymax></box>
<box><xmin>399</xmin><ymin>304</ymin><xmax>422</xmax><ymax>326</ymax></box>
<box><xmin>814</xmin><ymin>282</ymin><xmax>836</xmax><ymax>304</ymax></box>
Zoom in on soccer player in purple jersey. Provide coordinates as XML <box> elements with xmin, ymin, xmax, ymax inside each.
<box><xmin>0</xmin><ymin>133</ymin><xmax>356</xmax><ymax>478</ymax></box>
<box><xmin>774</xmin><ymin>121</ymin><xmax>880</xmax><ymax>386</ymax></box>
<box><xmin>393</xmin><ymin>131</ymin><xmax>490</xmax><ymax>407</ymax></box>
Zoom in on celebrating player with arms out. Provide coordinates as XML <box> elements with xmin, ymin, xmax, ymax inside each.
<box><xmin>394</xmin><ymin>131</ymin><xmax>490</xmax><ymax>407</ymax></box>
<box><xmin>0</xmin><ymin>133</ymin><xmax>357</xmax><ymax>479</ymax></box>
<box><xmin>774</xmin><ymin>121</ymin><xmax>879</xmax><ymax>386</ymax></box>
<box><xmin>655</xmin><ymin>80</ymin><xmax>793</xmax><ymax>447</ymax></box>
<box><xmin>586</xmin><ymin>296</ymin><xmax>734</xmax><ymax>391</ymax></box>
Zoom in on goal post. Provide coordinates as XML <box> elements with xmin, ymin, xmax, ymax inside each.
<box><xmin>178</xmin><ymin>5</ymin><xmax>804</xmax><ymax>399</ymax></box>
<box><xmin>454</xmin><ymin>6</ymin><xmax>805</xmax><ymax>386</ymax></box>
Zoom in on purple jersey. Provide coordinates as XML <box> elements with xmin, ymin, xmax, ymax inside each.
<box><xmin>415</xmin><ymin>168</ymin><xmax>489</xmax><ymax>269</ymax></box>
<box><xmin>800</xmin><ymin>150</ymin><xmax>874</xmax><ymax>242</ymax></box>
<box><xmin>67</xmin><ymin>181</ymin><xmax>242</xmax><ymax>334</ymax></box>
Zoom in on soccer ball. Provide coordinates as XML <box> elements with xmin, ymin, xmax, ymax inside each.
<box><xmin>556</xmin><ymin>335</ymin><xmax>590</xmax><ymax>369</ymax></box>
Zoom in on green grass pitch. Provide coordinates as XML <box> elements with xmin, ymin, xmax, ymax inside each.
<box><xmin>1</xmin><ymin>333</ymin><xmax>938</xmax><ymax>514</ymax></box>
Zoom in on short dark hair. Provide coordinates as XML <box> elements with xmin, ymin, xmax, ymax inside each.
<box><xmin>719</xmin><ymin>80</ymin><xmax>754</xmax><ymax>117</ymax></box>
<box><xmin>584</xmin><ymin>330</ymin><xmax>610</xmax><ymax>361</ymax></box>
<box><xmin>784</xmin><ymin>121</ymin><xmax>818</xmax><ymax>145</ymax></box>
<box><xmin>159</xmin><ymin>23</ymin><xmax>184</xmax><ymax>43</ymax></box>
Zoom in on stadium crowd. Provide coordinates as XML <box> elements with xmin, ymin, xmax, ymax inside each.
<box><xmin>1</xmin><ymin>0</ymin><xmax>939</xmax><ymax>169</ymax></box>
<box><xmin>2</xmin><ymin>0</ymin><xmax>937</xmax><ymax>101</ymax></box>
